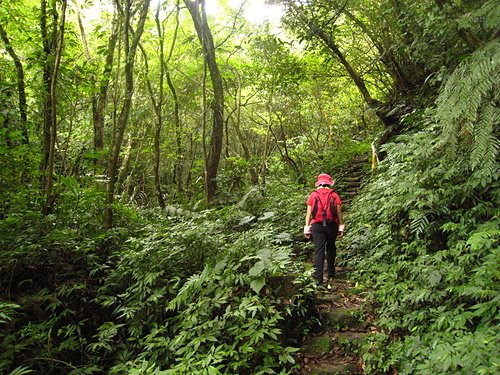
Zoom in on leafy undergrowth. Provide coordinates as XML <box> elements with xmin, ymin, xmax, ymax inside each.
<box><xmin>0</xmin><ymin>183</ymin><xmax>319</xmax><ymax>374</ymax></box>
<box><xmin>343</xmin><ymin>40</ymin><xmax>499</xmax><ymax>375</ymax></box>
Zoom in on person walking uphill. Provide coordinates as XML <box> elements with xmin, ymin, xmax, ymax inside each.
<box><xmin>304</xmin><ymin>174</ymin><xmax>344</xmax><ymax>285</ymax></box>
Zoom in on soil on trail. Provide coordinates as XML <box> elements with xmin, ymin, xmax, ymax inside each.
<box><xmin>294</xmin><ymin>268</ymin><xmax>378</xmax><ymax>375</ymax></box>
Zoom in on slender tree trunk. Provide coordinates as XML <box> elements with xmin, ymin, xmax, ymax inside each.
<box><xmin>116</xmin><ymin>134</ymin><xmax>132</xmax><ymax>187</ymax></box>
<box><xmin>202</xmin><ymin>61</ymin><xmax>208</xmax><ymax>189</ymax></box>
<box><xmin>342</xmin><ymin>9</ymin><xmax>412</xmax><ymax>93</ymax></box>
<box><xmin>139</xmin><ymin>40</ymin><xmax>165</xmax><ymax>208</ymax></box>
<box><xmin>227</xmin><ymin>65</ymin><xmax>258</xmax><ymax>184</ymax></box>
<box><xmin>184</xmin><ymin>0</ymin><xmax>224</xmax><ymax>203</ymax></box>
<box><xmin>164</xmin><ymin>3</ymin><xmax>183</xmax><ymax>194</ymax></box>
<box><xmin>269</xmin><ymin>116</ymin><xmax>304</xmax><ymax>185</ymax></box>
<box><xmin>73</xmin><ymin>0</ymin><xmax>90</xmax><ymax>59</ymax></box>
<box><xmin>92</xmin><ymin>9</ymin><xmax>118</xmax><ymax>171</ymax></box>
<box><xmin>152</xmin><ymin>2</ymin><xmax>168</xmax><ymax>208</ymax></box>
<box><xmin>104</xmin><ymin>0</ymin><xmax>151</xmax><ymax>229</ymax></box>
<box><xmin>313</xmin><ymin>25</ymin><xmax>380</xmax><ymax>108</ymax></box>
<box><xmin>0</xmin><ymin>24</ymin><xmax>29</xmax><ymax>144</ymax></box>
<box><xmin>40</xmin><ymin>0</ymin><xmax>67</xmax><ymax>215</ymax></box>
<box><xmin>165</xmin><ymin>68</ymin><xmax>183</xmax><ymax>193</ymax></box>
<box><xmin>291</xmin><ymin>5</ymin><xmax>402</xmax><ymax>127</ymax></box>
<box><xmin>259</xmin><ymin>85</ymin><xmax>275</xmax><ymax>189</ymax></box>
<box><xmin>40</xmin><ymin>0</ymin><xmax>54</xmax><ymax>181</ymax></box>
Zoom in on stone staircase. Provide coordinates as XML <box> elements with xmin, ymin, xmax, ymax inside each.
<box><xmin>338</xmin><ymin>155</ymin><xmax>370</xmax><ymax>209</ymax></box>
<box><xmin>292</xmin><ymin>154</ymin><xmax>374</xmax><ymax>374</ymax></box>
<box><xmin>295</xmin><ymin>268</ymin><xmax>376</xmax><ymax>374</ymax></box>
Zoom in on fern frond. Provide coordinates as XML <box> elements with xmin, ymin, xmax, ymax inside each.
<box><xmin>471</xmin><ymin>102</ymin><xmax>499</xmax><ymax>172</ymax></box>
<box><xmin>167</xmin><ymin>272</ymin><xmax>204</xmax><ymax>311</ymax></box>
<box><xmin>458</xmin><ymin>0</ymin><xmax>500</xmax><ymax>35</ymax></box>
<box><xmin>409</xmin><ymin>210</ymin><xmax>429</xmax><ymax>237</ymax></box>
<box><xmin>435</xmin><ymin>39</ymin><xmax>499</xmax><ymax>168</ymax></box>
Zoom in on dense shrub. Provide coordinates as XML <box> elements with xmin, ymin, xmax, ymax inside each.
<box><xmin>343</xmin><ymin>40</ymin><xmax>499</xmax><ymax>374</ymax></box>
<box><xmin>0</xmin><ymin>190</ymin><xmax>316</xmax><ymax>374</ymax></box>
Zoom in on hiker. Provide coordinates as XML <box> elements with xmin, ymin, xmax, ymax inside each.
<box><xmin>304</xmin><ymin>173</ymin><xmax>344</xmax><ymax>284</ymax></box>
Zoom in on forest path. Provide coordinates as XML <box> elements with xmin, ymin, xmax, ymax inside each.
<box><xmin>294</xmin><ymin>268</ymin><xmax>377</xmax><ymax>375</ymax></box>
<box><xmin>338</xmin><ymin>154</ymin><xmax>368</xmax><ymax>209</ymax></box>
<box><xmin>294</xmin><ymin>155</ymin><xmax>374</xmax><ymax>374</ymax></box>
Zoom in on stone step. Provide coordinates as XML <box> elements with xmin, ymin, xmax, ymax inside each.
<box><xmin>301</xmin><ymin>335</ymin><xmax>334</xmax><ymax>356</ymax></box>
<box><xmin>333</xmin><ymin>331</ymin><xmax>371</xmax><ymax>352</ymax></box>
<box><xmin>310</xmin><ymin>361</ymin><xmax>360</xmax><ymax>375</ymax></box>
<box><xmin>302</xmin><ymin>331</ymin><xmax>371</xmax><ymax>358</ymax></box>
<box><xmin>349</xmin><ymin>158</ymin><xmax>368</xmax><ymax>166</ymax></box>
<box><xmin>344</xmin><ymin>181</ymin><xmax>362</xmax><ymax>187</ymax></box>
<box><xmin>343</xmin><ymin>191</ymin><xmax>358</xmax><ymax>196</ymax></box>
<box><xmin>316</xmin><ymin>293</ymin><xmax>343</xmax><ymax>304</ymax></box>
<box><xmin>349</xmin><ymin>162</ymin><xmax>368</xmax><ymax>168</ymax></box>
<box><xmin>326</xmin><ymin>285</ymin><xmax>362</xmax><ymax>296</ymax></box>
<box><xmin>321</xmin><ymin>308</ymin><xmax>367</xmax><ymax>329</ymax></box>
<box><xmin>342</xmin><ymin>175</ymin><xmax>363</xmax><ymax>183</ymax></box>
<box><xmin>345</xmin><ymin>174</ymin><xmax>364</xmax><ymax>180</ymax></box>
<box><xmin>345</xmin><ymin>168</ymin><xmax>366</xmax><ymax>175</ymax></box>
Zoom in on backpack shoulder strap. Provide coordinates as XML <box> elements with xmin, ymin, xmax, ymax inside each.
<box><xmin>328</xmin><ymin>190</ymin><xmax>338</xmax><ymax>219</ymax></box>
<box><xmin>310</xmin><ymin>191</ymin><xmax>320</xmax><ymax>219</ymax></box>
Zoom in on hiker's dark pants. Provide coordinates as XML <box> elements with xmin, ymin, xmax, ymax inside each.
<box><xmin>312</xmin><ymin>222</ymin><xmax>338</xmax><ymax>283</ymax></box>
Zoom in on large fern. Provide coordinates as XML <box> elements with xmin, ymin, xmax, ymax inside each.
<box><xmin>435</xmin><ymin>39</ymin><xmax>499</xmax><ymax>182</ymax></box>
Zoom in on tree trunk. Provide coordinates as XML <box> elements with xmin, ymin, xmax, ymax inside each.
<box><xmin>163</xmin><ymin>4</ymin><xmax>184</xmax><ymax>194</ymax></box>
<box><xmin>292</xmin><ymin>5</ymin><xmax>401</xmax><ymax>127</ymax></box>
<box><xmin>40</xmin><ymin>0</ymin><xmax>54</xmax><ymax>184</ymax></box>
<box><xmin>342</xmin><ymin>9</ymin><xmax>412</xmax><ymax>93</ymax></box>
<box><xmin>92</xmin><ymin>9</ymin><xmax>118</xmax><ymax>171</ymax></box>
<box><xmin>227</xmin><ymin>65</ymin><xmax>258</xmax><ymax>185</ymax></box>
<box><xmin>166</xmin><ymin>69</ymin><xmax>184</xmax><ymax>194</ymax></box>
<box><xmin>154</xmin><ymin>5</ymin><xmax>166</xmax><ymax>208</ymax></box>
<box><xmin>269</xmin><ymin>116</ymin><xmax>305</xmax><ymax>185</ymax></box>
<box><xmin>139</xmin><ymin>41</ymin><xmax>166</xmax><ymax>209</ymax></box>
<box><xmin>40</xmin><ymin>0</ymin><xmax>68</xmax><ymax>215</ymax></box>
<box><xmin>104</xmin><ymin>0</ymin><xmax>151</xmax><ymax>229</ymax></box>
<box><xmin>184</xmin><ymin>0</ymin><xmax>224</xmax><ymax>204</ymax></box>
<box><xmin>0</xmin><ymin>24</ymin><xmax>29</xmax><ymax>144</ymax></box>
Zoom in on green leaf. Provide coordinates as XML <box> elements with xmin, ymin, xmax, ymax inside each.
<box><xmin>258</xmin><ymin>212</ymin><xmax>275</xmax><ymax>221</ymax></box>
<box><xmin>249</xmin><ymin>261</ymin><xmax>265</xmax><ymax>277</ymax></box>
<box><xmin>239</xmin><ymin>215</ymin><xmax>256</xmax><ymax>225</ymax></box>
<box><xmin>250</xmin><ymin>277</ymin><xmax>266</xmax><ymax>293</ymax></box>
<box><xmin>8</xmin><ymin>367</ymin><xmax>33</xmax><ymax>375</ymax></box>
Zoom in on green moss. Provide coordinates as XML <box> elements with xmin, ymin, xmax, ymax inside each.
<box><xmin>302</xmin><ymin>335</ymin><xmax>333</xmax><ymax>355</ymax></box>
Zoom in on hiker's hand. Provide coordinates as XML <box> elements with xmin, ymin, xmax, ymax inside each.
<box><xmin>304</xmin><ymin>225</ymin><xmax>312</xmax><ymax>238</ymax></box>
<box><xmin>338</xmin><ymin>224</ymin><xmax>345</xmax><ymax>238</ymax></box>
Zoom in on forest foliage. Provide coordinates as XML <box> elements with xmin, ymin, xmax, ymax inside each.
<box><xmin>0</xmin><ymin>0</ymin><xmax>499</xmax><ymax>374</ymax></box>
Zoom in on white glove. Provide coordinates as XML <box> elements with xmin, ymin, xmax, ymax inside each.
<box><xmin>338</xmin><ymin>224</ymin><xmax>345</xmax><ymax>232</ymax></box>
<box><xmin>304</xmin><ymin>225</ymin><xmax>312</xmax><ymax>236</ymax></box>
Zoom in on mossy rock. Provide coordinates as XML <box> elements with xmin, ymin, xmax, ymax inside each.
<box><xmin>301</xmin><ymin>335</ymin><xmax>333</xmax><ymax>356</ymax></box>
<box><xmin>321</xmin><ymin>308</ymin><xmax>366</xmax><ymax>329</ymax></box>
<box><xmin>310</xmin><ymin>362</ymin><xmax>359</xmax><ymax>375</ymax></box>
<box><xmin>316</xmin><ymin>292</ymin><xmax>342</xmax><ymax>304</ymax></box>
<box><xmin>333</xmin><ymin>332</ymin><xmax>370</xmax><ymax>352</ymax></box>
<box><xmin>266</xmin><ymin>275</ymin><xmax>298</xmax><ymax>298</ymax></box>
<box><xmin>345</xmin><ymin>286</ymin><xmax>366</xmax><ymax>296</ymax></box>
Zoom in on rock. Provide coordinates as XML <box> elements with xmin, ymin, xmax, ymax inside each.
<box><xmin>301</xmin><ymin>335</ymin><xmax>333</xmax><ymax>356</ymax></box>
<box><xmin>316</xmin><ymin>293</ymin><xmax>342</xmax><ymax>304</ymax></box>
<box><xmin>266</xmin><ymin>275</ymin><xmax>298</xmax><ymax>298</ymax></box>
<box><xmin>333</xmin><ymin>332</ymin><xmax>370</xmax><ymax>352</ymax></box>
<box><xmin>321</xmin><ymin>308</ymin><xmax>365</xmax><ymax>329</ymax></box>
<box><xmin>310</xmin><ymin>361</ymin><xmax>360</xmax><ymax>375</ymax></box>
